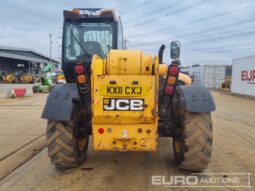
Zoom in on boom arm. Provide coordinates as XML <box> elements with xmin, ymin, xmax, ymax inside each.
<box><xmin>34</xmin><ymin>63</ymin><xmax>53</xmax><ymax>82</ymax></box>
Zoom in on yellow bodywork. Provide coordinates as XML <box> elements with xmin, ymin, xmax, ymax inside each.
<box><xmin>20</xmin><ymin>74</ymin><xmax>33</xmax><ymax>83</ymax></box>
<box><xmin>221</xmin><ymin>76</ymin><xmax>231</xmax><ymax>92</ymax></box>
<box><xmin>91</xmin><ymin>50</ymin><xmax>166</xmax><ymax>152</ymax></box>
<box><xmin>56</xmin><ymin>73</ymin><xmax>66</xmax><ymax>84</ymax></box>
<box><xmin>178</xmin><ymin>72</ymin><xmax>192</xmax><ymax>85</ymax></box>
<box><xmin>3</xmin><ymin>74</ymin><xmax>15</xmax><ymax>83</ymax></box>
<box><xmin>93</xmin><ymin>75</ymin><xmax>156</xmax><ymax>124</ymax></box>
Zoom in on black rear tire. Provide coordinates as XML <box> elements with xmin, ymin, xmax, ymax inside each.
<box><xmin>46</xmin><ymin>120</ymin><xmax>89</xmax><ymax>168</ymax></box>
<box><xmin>173</xmin><ymin>112</ymin><xmax>213</xmax><ymax>172</ymax></box>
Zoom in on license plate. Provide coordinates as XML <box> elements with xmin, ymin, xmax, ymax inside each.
<box><xmin>99</xmin><ymin>85</ymin><xmax>149</xmax><ymax>96</ymax></box>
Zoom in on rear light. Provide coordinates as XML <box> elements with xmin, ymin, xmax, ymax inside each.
<box><xmin>77</xmin><ymin>75</ymin><xmax>86</xmax><ymax>84</ymax></box>
<box><xmin>98</xmin><ymin>128</ymin><xmax>104</xmax><ymax>134</ymax></box>
<box><xmin>75</xmin><ymin>63</ymin><xmax>89</xmax><ymax>94</ymax></box>
<box><xmin>167</xmin><ymin>76</ymin><xmax>176</xmax><ymax>85</ymax></box>
<box><xmin>162</xmin><ymin>65</ymin><xmax>179</xmax><ymax>99</ymax></box>
<box><xmin>165</xmin><ymin>85</ymin><xmax>174</xmax><ymax>95</ymax></box>
<box><xmin>75</xmin><ymin>64</ymin><xmax>84</xmax><ymax>74</ymax></box>
<box><xmin>168</xmin><ymin>66</ymin><xmax>179</xmax><ymax>76</ymax></box>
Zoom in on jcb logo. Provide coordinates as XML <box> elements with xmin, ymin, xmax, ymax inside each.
<box><xmin>103</xmin><ymin>98</ymin><xmax>144</xmax><ymax>111</ymax></box>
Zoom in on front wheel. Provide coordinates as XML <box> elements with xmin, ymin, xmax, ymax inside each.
<box><xmin>46</xmin><ymin>120</ymin><xmax>89</xmax><ymax>168</ymax></box>
<box><xmin>173</xmin><ymin>112</ymin><xmax>213</xmax><ymax>172</ymax></box>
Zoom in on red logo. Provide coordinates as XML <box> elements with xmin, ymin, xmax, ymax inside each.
<box><xmin>241</xmin><ymin>70</ymin><xmax>255</xmax><ymax>81</ymax></box>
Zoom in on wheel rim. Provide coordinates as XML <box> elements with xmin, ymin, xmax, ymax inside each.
<box><xmin>77</xmin><ymin>138</ymin><xmax>87</xmax><ymax>151</ymax></box>
<box><xmin>76</xmin><ymin>109</ymin><xmax>87</xmax><ymax>151</ymax></box>
<box><xmin>174</xmin><ymin>139</ymin><xmax>182</xmax><ymax>153</ymax></box>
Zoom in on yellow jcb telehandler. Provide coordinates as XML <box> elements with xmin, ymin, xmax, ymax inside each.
<box><xmin>42</xmin><ymin>8</ymin><xmax>215</xmax><ymax>172</ymax></box>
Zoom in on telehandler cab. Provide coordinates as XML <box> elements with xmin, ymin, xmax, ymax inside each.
<box><xmin>42</xmin><ymin>8</ymin><xmax>215</xmax><ymax>172</ymax></box>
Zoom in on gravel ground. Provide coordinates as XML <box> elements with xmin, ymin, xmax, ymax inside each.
<box><xmin>0</xmin><ymin>91</ymin><xmax>254</xmax><ymax>191</ymax></box>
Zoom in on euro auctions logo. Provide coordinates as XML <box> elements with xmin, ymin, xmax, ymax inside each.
<box><xmin>152</xmin><ymin>175</ymin><xmax>199</xmax><ymax>187</ymax></box>
<box><xmin>151</xmin><ymin>173</ymin><xmax>252</xmax><ymax>188</ymax></box>
<box><xmin>241</xmin><ymin>70</ymin><xmax>255</xmax><ymax>84</ymax></box>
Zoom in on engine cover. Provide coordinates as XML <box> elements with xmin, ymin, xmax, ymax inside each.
<box><xmin>91</xmin><ymin>50</ymin><xmax>166</xmax><ymax>151</ymax></box>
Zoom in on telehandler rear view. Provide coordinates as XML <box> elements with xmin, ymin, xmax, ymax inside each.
<box><xmin>42</xmin><ymin>8</ymin><xmax>215</xmax><ymax>172</ymax></box>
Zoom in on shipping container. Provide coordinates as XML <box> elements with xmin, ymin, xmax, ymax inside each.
<box><xmin>181</xmin><ymin>65</ymin><xmax>227</xmax><ymax>89</ymax></box>
<box><xmin>232</xmin><ymin>55</ymin><xmax>255</xmax><ymax>97</ymax></box>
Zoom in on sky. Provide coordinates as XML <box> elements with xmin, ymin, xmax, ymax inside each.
<box><xmin>0</xmin><ymin>0</ymin><xmax>255</xmax><ymax>66</ymax></box>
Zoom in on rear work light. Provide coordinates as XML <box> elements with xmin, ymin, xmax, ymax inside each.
<box><xmin>72</xmin><ymin>8</ymin><xmax>80</xmax><ymax>15</ymax></box>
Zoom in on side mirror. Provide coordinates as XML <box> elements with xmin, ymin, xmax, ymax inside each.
<box><xmin>170</xmin><ymin>41</ymin><xmax>180</xmax><ymax>60</ymax></box>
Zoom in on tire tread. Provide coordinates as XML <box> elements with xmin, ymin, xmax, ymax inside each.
<box><xmin>178</xmin><ymin>112</ymin><xmax>213</xmax><ymax>172</ymax></box>
<box><xmin>46</xmin><ymin>121</ymin><xmax>86</xmax><ymax>168</ymax></box>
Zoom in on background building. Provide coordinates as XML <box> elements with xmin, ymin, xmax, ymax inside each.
<box><xmin>181</xmin><ymin>65</ymin><xmax>227</xmax><ymax>89</ymax></box>
<box><xmin>0</xmin><ymin>46</ymin><xmax>59</xmax><ymax>74</ymax></box>
<box><xmin>232</xmin><ymin>55</ymin><xmax>255</xmax><ymax>97</ymax></box>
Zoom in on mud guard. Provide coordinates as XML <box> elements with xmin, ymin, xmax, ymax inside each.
<box><xmin>177</xmin><ymin>85</ymin><xmax>216</xmax><ymax>113</ymax></box>
<box><xmin>41</xmin><ymin>83</ymin><xmax>80</xmax><ymax>121</ymax></box>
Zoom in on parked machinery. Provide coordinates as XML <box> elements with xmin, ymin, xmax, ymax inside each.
<box><xmin>2</xmin><ymin>72</ymin><xmax>15</xmax><ymax>83</ymax></box>
<box><xmin>33</xmin><ymin>64</ymin><xmax>54</xmax><ymax>93</ymax></box>
<box><xmin>42</xmin><ymin>8</ymin><xmax>215</xmax><ymax>172</ymax></box>
<box><xmin>19</xmin><ymin>73</ymin><xmax>34</xmax><ymax>84</ymax></box>
<box><xmin>221</xmin><ymin>76</ymin><xmax>231</xmax><ymax>92</ymax></box>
